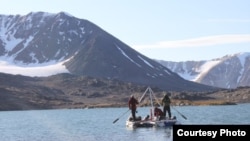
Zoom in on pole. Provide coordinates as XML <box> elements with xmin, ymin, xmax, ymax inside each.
<box><xmin>171</xmin><ymin>106</ymin><xmax>187</xmax><ymax>120</ymax></box>
<box><xmin>113</xmin><ymin>109</ymin><xmax>130</xmax><ymax>124</ymax></box>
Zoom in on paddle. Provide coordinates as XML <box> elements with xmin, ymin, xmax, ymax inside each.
<box><xmin>171</xmin><ymin>106</ymin><xmax>187</xmax><ymax>120</ymax></box>
<box><xmin>113</xmin><ymin>109</ymin><xmax>130</xmax><ymax>124</ymax></box>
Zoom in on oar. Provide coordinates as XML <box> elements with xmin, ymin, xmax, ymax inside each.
<box><xmin>113</xmin><ymin>109</ymin><xmax>130</xmax><ymax>124</ymax></box>
<box><xmin>171</xmin><ymin>106</ymin><xmax>187</xmax><ymax>120</ymax></box>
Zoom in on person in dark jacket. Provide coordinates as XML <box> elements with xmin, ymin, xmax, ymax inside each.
<box><xmin>162</xmin><ymin>92</ymin><xmax>172</xmax><ymax>118</ymax></box>
<box><xmin>128</xmin><ymin>95</ymin><xmax>139</xmax><ymax>121</ymax></box>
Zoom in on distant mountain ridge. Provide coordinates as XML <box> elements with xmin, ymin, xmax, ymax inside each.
<box><xmin>157</xmin><ymin>52</ymin><xmax>250</xmax><ymax>89</ymax></box>
<box><xmin>0</xmin><ymin>11</ymin><xmax>217</xmax><ymax>92</ymax></box>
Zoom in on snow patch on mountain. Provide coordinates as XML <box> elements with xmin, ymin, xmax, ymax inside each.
<box><xmin>0</xmin><ymin>61</ymin><xmax>69</xmax><ymax>77</ymax></box>
<box><xmin>138</xmin><ymin>55</ymin><xmax>154</xmax><ymax>68</ymax></box>
<box><xmin>116</xmin><ymin>44</ymin><xmax>141</xmax><ymax>67</ymax></box>
<box><xmin>177</xmin><ymin>70</ymin><xmax>196</xmax><ymax>81</ymax></box>
<box><xmin>174</xmin><ymin>60</ymin><xmax>221</xmax><ymax>82</ymax></box>
<box><xmin>237</xmin><ymin>52</ymin><xmax>250</xmax><ymax>67</ymax></box>
<box><xmin>192</xmin><ymin>60</ymin><xmax>221</xmax><ymax>81</ymax></box>
<box><xmin>0</xmin><ymin>21</ymin><xmax>23</xmax><ymax>51</ymax></box>
<box><xmin>236</xmin><ymin>52</ymin><xmax>250</xmax><ymax>83</ymax></box>
<box><xmin>0</xmin><ymin>56</ymin><xmax>69</xmax><ymax>76</ymax></box>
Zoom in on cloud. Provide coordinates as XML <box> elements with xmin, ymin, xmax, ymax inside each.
<box><xmin>133</xmin><ymin>34</ymin><xmax>250</xmax><ymax>49</ymax></box>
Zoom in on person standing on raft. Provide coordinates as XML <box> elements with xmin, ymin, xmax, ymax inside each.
<box><xmin>128</xmin><ymin>95</ymin><xmax>139</xmax><ymax>121</ymax></box>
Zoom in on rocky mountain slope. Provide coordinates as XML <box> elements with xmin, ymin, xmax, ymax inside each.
<box><xmin>0</xmin><ymin>12</ymin><xmax>217</xmax><ymax>92</ymax></box>
<box><xmin>157</xmin><ymin>52</ymin><xmax>250</xmax><ymax>89</ymax></box>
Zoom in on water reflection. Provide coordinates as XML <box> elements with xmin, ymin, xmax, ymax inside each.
<box><xmin>125</xmin><ymin>126</ymin><xmax>173</xmax><ymax>141</ymax></box>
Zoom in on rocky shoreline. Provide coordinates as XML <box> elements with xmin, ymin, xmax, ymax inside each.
<box><xmin>54</xmin><ymin>99</ymin><xmax>240</xmax><ymax>110</ymax></box>
<box><xmin>0</xmin><ymin>73</ymin><xmax>249</xmax><ymax>111</ymax></box>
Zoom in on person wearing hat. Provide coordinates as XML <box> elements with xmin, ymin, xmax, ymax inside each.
<box><xmin>161</xmin><ymin>92</ymin><xmax>172</xmax><ymax>119</ymax></box>
<box><xmin>128</xmin><ymin>94</ymin><xmax>139</xmax><ymax>121</ymax></box>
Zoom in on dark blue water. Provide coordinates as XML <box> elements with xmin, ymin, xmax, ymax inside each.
<box><xmin>0</xmin><ymin>103</ymin><xmax>250</xmax><ymax>141</ymax></box>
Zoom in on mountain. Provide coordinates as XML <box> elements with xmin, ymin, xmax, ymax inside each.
<box><xmin>0</xmin><ymin>11</ymin><xmax>217</xmax><ymax>92</ymax></box>
<box><xmin>157</xmin><ymin>52</ymin><xmax>250</xmax><ymax>89</ymax></box>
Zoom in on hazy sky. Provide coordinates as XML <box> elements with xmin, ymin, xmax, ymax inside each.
<box><xmin>1</xmin><ymin>0</ymin><xmax>250</xmax><ymax>61</ymax></box>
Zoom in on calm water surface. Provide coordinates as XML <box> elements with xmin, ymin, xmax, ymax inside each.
<box><xmin>0</xmin><ymin>103</ymin><xmax>250</xmax><ymax>141</ymax></box>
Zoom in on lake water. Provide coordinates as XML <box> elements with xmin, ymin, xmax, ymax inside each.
<box><xmin>0</xmin><ymin>103</ymin><xmax>250</xmax><ymax>141</ymax></box>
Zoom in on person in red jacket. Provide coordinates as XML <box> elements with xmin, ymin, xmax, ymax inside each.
<box><xmin>154</xmin><ymin>105</ymin><xmax>164</xmax><ymax>120</ymax></box>
<box><xmin>154</xmin><ymin>106</ymin><xmax>164</xmax><ymax>117</ymax></box>
<box><xmin>128</xmin><ymin>95</ymin><xmax>139</xmax><ymax>121</ymax></box>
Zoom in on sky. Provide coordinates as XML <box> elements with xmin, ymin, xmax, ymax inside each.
<box><xmin>0</xmin><ymin>0</ymin><xmax>250</xmax><ymax>61</ymax></box>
